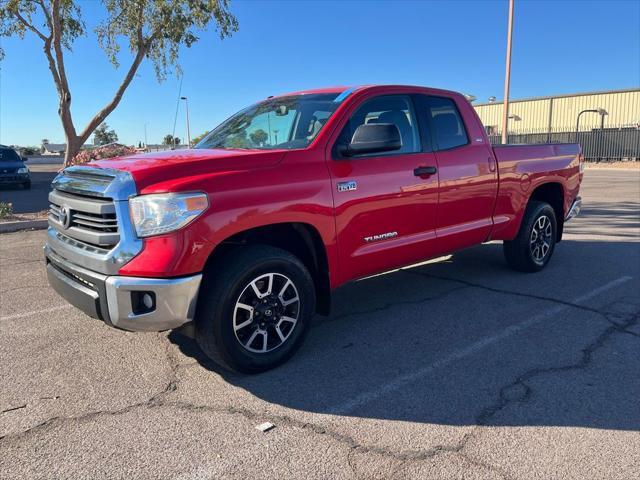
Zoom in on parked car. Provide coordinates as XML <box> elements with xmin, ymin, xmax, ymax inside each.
<box><xmin>45</xmin><ymin>85</ymin><xmax>583</xmax><ymax>372</ymax></box>
<box><xmin>0</xmin><ymin>145</ymin><xmax>30</xmax><ymax>189</ymax></box>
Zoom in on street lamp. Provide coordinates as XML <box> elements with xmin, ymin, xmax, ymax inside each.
<box><xmin>180</xmin><ymin>96</ymin><xmax>191</xmax><ymax>148</ymax></box>
<box><xmin>575</xmin><ymin>108</ymin><xmax>608</xmax><ymax>142</ymax></box>
<box><xmin>598</xmin><ymin>108</ymin><xmax>608</xmax><ymax>130</ymax></box>
<box><xmin>501</xmin><ymin>0</ymin><xmax>515</xmax><ymax>144</ymax></box>
<box><xmin>143</xmin><ymin>122</ymin><xmax>149</xmax><ymax>148</ymax></box>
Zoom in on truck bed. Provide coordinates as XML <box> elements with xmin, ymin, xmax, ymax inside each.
<box><xmin>490</xmin><ymin>142</ymin><xmax>582</xmax><ymax>240</ymax></box>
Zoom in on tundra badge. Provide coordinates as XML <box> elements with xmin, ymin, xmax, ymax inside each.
<box><xmin>337</xmin><ymin>180</ymin><xmax>357</xmax><ymax>192</ymax></box>
<box><xmin>364</xmin><ymin>231</ymin><xmax>398</xmax><ymax>243</ymax></box>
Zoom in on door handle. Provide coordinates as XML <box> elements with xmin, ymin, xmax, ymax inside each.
<box><xmin>413</xmin><ymin>166</ymin><xmax>437</xmax><ymax>177</ymax></box>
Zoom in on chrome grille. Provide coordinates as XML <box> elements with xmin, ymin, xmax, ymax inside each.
<box><xmin>46</xmin><ymin>166</ymin><xmax>141</xmax><ymax>275</ymax></box>
<box><xmin>48</xmin><ymin>181</ymin><xmax>120</xmax><ymax>250</ymax></box>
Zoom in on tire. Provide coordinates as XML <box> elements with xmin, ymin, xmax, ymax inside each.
<box><xmin>23</xmin><ymin>181</ymin><xmax>31</xmax><ymax>190</ymax></box>
<box><xmin>195</xmin><ymin>245</ymin><xmax>315</xmax><ymax>373</ymax></box>
<box><xmin>503</xmin><ymin>201</ymin><xmax>557</xmax><ymax>272</ymax></box>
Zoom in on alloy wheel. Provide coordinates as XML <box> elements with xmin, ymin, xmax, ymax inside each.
<box><xmin>530</xmin><ymin>215</ymin><xmax>553</xmax><ymax>263</ymax></box>
<box><xmin>233</xmin><ymin>273</ymin><xmax>300</xmax><ymax>353</ymax></box>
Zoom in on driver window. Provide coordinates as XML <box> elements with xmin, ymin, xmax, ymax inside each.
<box><xmin>243</xmin><ymin>108</ymin><xmax>298</xmax><ymax>148</ymax></box>
<box><xmin>336</xmin><ymin>95</ymin><xmax>420</xmax><ymax>156</ymax></box>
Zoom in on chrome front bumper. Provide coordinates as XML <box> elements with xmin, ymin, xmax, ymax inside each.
<box><xmin>565</xmin><ymin>196</ymin><xmax>582</xmax><ymax>221</ymax></box>
<box><xmin>45</xmin><ymin>245</ymin><xmax>201</xmax><ymax>332</ymax></box>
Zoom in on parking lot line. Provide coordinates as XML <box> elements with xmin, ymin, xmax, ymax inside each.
<box><xmin>329</xmin><ymin>275</ymin><xmax>633</xmax><ymax>416</ymax></box>
<box><xmin>0</xmin><ymin>304</ymin><xmax>72</xmax><ymax>321</ymax></box>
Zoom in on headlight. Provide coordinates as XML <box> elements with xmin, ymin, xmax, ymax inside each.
<box><xmin>129</xmin><ymin>192</ymin><xmax>209</xmax><ymax>238</ymax></box>
<box><xmin>18</xmin><ymin>167</ymin><xmax>29</xmax><ymax>174</ymax></box>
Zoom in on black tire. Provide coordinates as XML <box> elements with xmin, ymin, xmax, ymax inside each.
<box><xmin>195</xmin><ymin>245</ymin><xmax>315</xmax><ymax>373</ymax></box>
<box><xmin>503</xmin><ymin>201</ymin><xmax>557</xmax><ymax>272</ymax></box>
<box><xmin>22</xmin><ymin>181</ymin><xmax>31</xmax><ymax>190</ymax></box>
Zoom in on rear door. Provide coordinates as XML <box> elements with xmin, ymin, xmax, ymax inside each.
<box><xmin>415</xmin><ymin>95</ymin><xmax>498</xmax><ymax>252</ymax></box>
<box><xmin>326</xmin><ymin>94</ymin><xmax>440</xmax><ymax>283</ymax></box>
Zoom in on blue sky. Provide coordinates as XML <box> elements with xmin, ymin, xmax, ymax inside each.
<box><xmin>1</xmin><ymin>0</ymin><xmax>639</xmax><ymax>147</ymax></box>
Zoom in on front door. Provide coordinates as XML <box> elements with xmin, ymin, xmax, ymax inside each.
<box><xmin>326</xmin><ymin>94</ymin><xmax>440</xmax><ymax>283</ymax></box>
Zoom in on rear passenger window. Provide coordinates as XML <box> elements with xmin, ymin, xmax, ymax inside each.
<box><xmin>426</xmin><ymin>96</ymin><xmax>468</xmax><ymax>150</ymax></box>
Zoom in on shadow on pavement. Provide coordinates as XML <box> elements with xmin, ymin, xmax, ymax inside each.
<box><xmin>169</xmin><ymin>224</ymin><xmax>640</xmax><ymax>431</ymax></box>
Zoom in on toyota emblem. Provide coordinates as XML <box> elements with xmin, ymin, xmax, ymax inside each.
<box><xmin>59</xmin><ymin>206</ymin><xmax>72</xmax><ymax>229</ymax></box>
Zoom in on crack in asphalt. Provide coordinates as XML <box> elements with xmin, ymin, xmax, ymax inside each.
<box><xmin>456</xmin><ymin>311</ymin><xmax>640</xmax><ymax>477</ymax></box>
<box><xmin>0</xmin><ymin>332</ymin><xmax>180</xmax><ymax>442</ymax></box>
<box><xmin>1</xmin><ymin>274</ymin><xmax>638</xmax><ymax>479</ymax></box>
<box><xmin>474</xmin><ymin>311</ymin><xmax>640</xmax><ymax>427</ymax></box>
<box><xmin>323</xmin><ymin>283</ymin><xmax>470</xmax><ymax>325</ymax></box>
<box><xmin>401</xmin><ymin>269</ymin><xmax>637</xmax><ymax>332</ymax></box>
<box><xmin>1</xmin><ymin>405</ymin><xmax>27</xmax><ymax>414</ymax></box>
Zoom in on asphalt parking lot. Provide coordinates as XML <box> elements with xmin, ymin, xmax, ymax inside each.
<box><xmin>0</xmin><ymin>163</ymin><xmax>59</xmax><ymax>214</ymax></box>
<box><xmin>1</xmin><ymin>169</ymin><xmax>639</xmax><ymax>479</ymax></box>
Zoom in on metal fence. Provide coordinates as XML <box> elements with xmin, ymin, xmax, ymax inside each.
<box><xmin>488</xmin><ymin>126</ymin><xmax>640</xmax><ymax>162</ymax></box>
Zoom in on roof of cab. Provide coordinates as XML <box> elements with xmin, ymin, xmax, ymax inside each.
<box><xmin>270</xmin><ymin>84</ymin><xmax>464</xmax><ymax>100</ymax></box>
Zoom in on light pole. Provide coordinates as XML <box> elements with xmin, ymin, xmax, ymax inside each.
<box><xmin>180</xmin><ymin>96</ymin><xmax>191</xmax><ymax>148</ymax></box>
<box><xmin>575</xmin><ymin>108</ymin><xmax>607</xmax><ymax>142</ymax></box>
<box><xmin>501</xmin><ymin>0</ymin><xmax>515</xmax><ymax>144</ymax></box>
<box><xmin>144</xmin><ymin>122</ymin><xmax>149</xmax><ymax>148</ymax></box>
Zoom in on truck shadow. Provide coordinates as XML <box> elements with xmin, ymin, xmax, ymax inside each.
<box><xmin>169</xmin><ymin>203</ymin><xmax>639</xmax><ymax>431</ymax></box>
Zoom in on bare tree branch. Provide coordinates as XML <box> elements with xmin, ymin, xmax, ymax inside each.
<box><xmin>13</xmin><ymin>8</ymin><xmax>64</xmax><ymax>103</ymax></box>
<box><xmin>13</xmin><ymin>11</ymin><xmax>48</xmax><ymax>42</ymax></box>
<box><xmin>78</xmin><ymin>44</ymin><xmax>147</xmax><ymax>143</ymax></box>
<box><xmin>36</xmin><ymin>0</ymin><xmax>53</xmax><ymax>31</ymax></box>
<box><xmin>78</xmin><ymin>7</ymin><xmax>150</xmax><ymax>143</ymax></box>
<box><xmin>51</xmin><ymin>0</ymin><xmax>70</xmax><ymax>93</ymax></box>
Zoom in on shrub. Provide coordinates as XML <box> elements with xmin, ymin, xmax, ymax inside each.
<box><xmin>0</xmin><ymin>202</ymin><xmax>13</xmax><ymax>219</ymax></box>
<box><xmin>70</xmin><ymin>144</ymin><xmax>137</xmax><ymax>166</ymax></box>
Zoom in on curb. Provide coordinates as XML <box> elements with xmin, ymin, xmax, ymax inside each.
<box><xmin>0</xmin><ymin>220</ymin><xmax>49</xmax><ymax>234</ymax></box>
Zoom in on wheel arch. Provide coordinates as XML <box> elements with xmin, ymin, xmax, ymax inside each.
<box><xmin>203</xmin><ymin>222</ymin><xmax>332</xmax><ymax>315</ymax></box>
<box><xmin>527</xmin><ymin>182</ymin><xmax>565</xmax><ymax>241</ymax></box>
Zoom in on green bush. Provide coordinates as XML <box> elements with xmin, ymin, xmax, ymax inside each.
<box><xmin>0</xmin><ymin>202</ymin><xmax>13</xmax><ymax>219</ymax></box>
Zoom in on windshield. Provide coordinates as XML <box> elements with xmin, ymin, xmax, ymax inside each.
<box><xmin>0</xmin><ymin>148</ymin><xmax>21</xmax><ymax>162</ymax></box>
<box><xmin>195</xmin><ymin>92</ymin><xmax>345</xmax><ymax>150</ymax></box>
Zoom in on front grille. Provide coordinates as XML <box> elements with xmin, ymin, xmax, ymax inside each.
<box><xmin>49</xmin><ymin>189</ymin><xmax>120</xmax><ymax>250</ymax></box>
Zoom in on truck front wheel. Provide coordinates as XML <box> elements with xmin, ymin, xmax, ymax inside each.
<box><xmin>195</xmin><ymin>245</ymin><xmax>316</xmax><ymax>373</ymax></box>
<box><xmin>503</xmin><ymin>201</ymin><xmax>558</xmax><ymax>272</ymax></box>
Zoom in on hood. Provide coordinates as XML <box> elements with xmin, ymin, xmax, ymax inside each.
<box><xmin>88</xmin><ymin>148</ymin><xmax>285</xmax><ymax>191</ymax></box>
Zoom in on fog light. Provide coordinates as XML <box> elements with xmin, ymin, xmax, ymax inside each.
<box><xmin>131</xmin><ymin>291</ymin><xmax>156</xmax><ymax>315</ymax></box>
<box><xmin>142</xmin><ymin>293</ymin><xmax>153</xmax><ymax>309</ymax></box>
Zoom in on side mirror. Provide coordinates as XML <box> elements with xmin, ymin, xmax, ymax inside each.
<box><xmin>340</xmin><ymin>123</ymin><xmax>402</xmax><ymax>157</ymax></box>
<box><xmin>21</xmin><ymin>156</ymin><xmax>29</xmax><ymax>162</ymax></box>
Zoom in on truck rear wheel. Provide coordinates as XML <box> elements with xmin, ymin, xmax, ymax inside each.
<box><xmin>503</xmin><ymin>201</ymin><xmax>557</xmax><ymax>272</ymax></box>
<box><xmin>195</xmin><ymin>245</ymin><xmax>315</xmax><ymax>373</ymax></box>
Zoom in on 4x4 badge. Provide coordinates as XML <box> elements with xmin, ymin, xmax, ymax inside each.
<box><xmin>337</xmin><ymin>180</ymin><xmax>357</xmax><ymax>192</ymax></box>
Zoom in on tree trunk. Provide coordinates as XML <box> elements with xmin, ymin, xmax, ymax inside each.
<box><xmin>15</xmin><ymin>3</ymin><xmax>150</xmax><ymax>167</ymax></box>
<box><xmin>64</xmin><ymin>135</ymin><xmax>81</xmax><ymax>166</ymax></box>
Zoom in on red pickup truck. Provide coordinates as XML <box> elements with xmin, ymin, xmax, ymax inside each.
<box><xmin>45</xmin><ymin>85</ymin><xmax>583</xmax><ymax>372</ymax></box>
